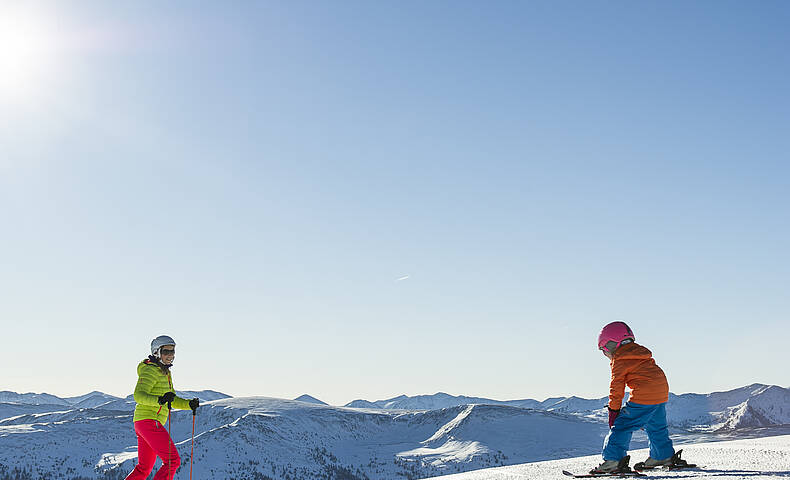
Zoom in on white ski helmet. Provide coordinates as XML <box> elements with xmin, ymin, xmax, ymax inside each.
<box><xmin>151</xmin><ymin>335</ymin><xmax>176</xmax><ymax>356</ymax></box>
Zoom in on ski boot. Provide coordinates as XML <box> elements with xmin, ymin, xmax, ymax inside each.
<box><xmin>634</xmin><ymin>449</ymin><xmax>696</xmax><ymax>471</ymax></box>
<box><xmin>590</xmin><ymin>456</ymin><xmax>633</xmax><ymax>475</ymax></box>
<box><xmin>563</xmin><ymin>456</ymin><xmax>646</xmax><ymax>478</ymax></box>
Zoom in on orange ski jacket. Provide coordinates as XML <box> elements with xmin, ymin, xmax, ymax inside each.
<box><xmin>608</xmin><ymin>342</ymin><xmax>669</xmax><ymax>410</ymax></box>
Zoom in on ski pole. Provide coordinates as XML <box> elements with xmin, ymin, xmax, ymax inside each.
<box><xmin>190</xmin><ymin>408</ymin><xmax>196</xmax><ymax>480</ymax></box>
<box><xmin>167</xmin><ymin>401</ymin><xmax>173</xmax><ymax>478</ymax></box>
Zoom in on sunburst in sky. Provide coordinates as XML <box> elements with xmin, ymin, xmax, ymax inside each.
<box><xmin>0</xmin><ymin>4</ymin><xmax>61</xmax><ymax>104</ymax></box>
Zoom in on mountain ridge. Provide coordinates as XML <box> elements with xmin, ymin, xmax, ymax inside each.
<box><xmin>1</xmin><ymin>383</ymin><xmax>789</xmax><ymax>480</ymax></box>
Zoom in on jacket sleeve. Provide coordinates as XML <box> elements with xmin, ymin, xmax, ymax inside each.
<box><xmin>608</xmin><ymin>358</ymin><xmax>629</xmax><ymax>410</ymax></box>
<box><xmin>133</xmin><ymin>365</ymin><xmax>161</xmax><ymax>407</ymax></box>
<box><xmin>172</xmin><ymin>395</ymin><xmax>191</xmax><ymax>411</ymax></box>
<box><xmin>167</xmin><ymin>374</ymin><xmax>192</xmax><ymax>410</ymax></box>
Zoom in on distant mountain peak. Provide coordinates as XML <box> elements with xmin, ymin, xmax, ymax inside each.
<box><xmin>294</xmin><ymin>394</ymin><xmax>328</xmax><ymax>405</ymax></box>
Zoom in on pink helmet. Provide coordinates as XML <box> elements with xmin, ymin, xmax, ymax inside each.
<box><xmin>598</xmin><ymin>321</ymin><xmax>635</xmax><ymax>355</ymax></box>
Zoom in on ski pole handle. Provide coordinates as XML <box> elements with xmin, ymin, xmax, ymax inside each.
<box><xmin>189</xmin><ymin>397</ymin><xmax>200</xmax><ymax>414</ymax></box>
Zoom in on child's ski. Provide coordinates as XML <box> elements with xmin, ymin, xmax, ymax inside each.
<box><xmin>562</xmin><ymin>470</ymin><xmax>647</xmax><ymax>478</ymax></box>
<box><xmin>563</xmin><ymin>456</ymin><xmax>647</xmax><ymax>478</ymax></box>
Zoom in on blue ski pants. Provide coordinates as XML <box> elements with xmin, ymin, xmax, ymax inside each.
<box><xmin>602</xmin><ymin>401</ymin><xmax>674</xmax><ymax>461</ymax></box>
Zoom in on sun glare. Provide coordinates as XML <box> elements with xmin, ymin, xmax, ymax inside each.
<box><xmin>0</xmin><ymin>5</ymin><xmax>59</xmax><ymax>102</ymax></box>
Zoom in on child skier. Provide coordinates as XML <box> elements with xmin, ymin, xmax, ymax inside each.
<box><xmin>125</xmin><ymin>335</ymin><xmax>199</xmax><ymax>480</ymax></box>
<box><xmin>591</xmin><ymin>322</ymin><xmax>686</xmax><ymax>474</ymax></box>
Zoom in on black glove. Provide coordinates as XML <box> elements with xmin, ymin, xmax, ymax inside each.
<box><xmin>158</xmin><ymin>391</ymin><xmax>176</xmax><ymax>405</ymax></box>
<box><xmin>189</xmin><ymin>398</ymin><xmax>200</xmax><ymax>412</ymax></box>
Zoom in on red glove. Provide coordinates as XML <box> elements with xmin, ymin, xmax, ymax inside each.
<box><xmin>608</xmin><ymin>407</ymin><xmax>620</xmax><ymax>428</ymax></box>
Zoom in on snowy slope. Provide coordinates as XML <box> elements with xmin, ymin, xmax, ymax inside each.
<box><xmin>668</xmin><ymin>384</ymin><xmax>790</xmax><ymax>431</ymax></box>
<box><xmin>118</xmin><ymin>398</ymin><xmax>609</xmax><ymax>479</ymax></box>
<box><xmin>176</xmin><ymin>389</ymin><xmax>232</xmax><ymax>402</ymax></box>
<box><xmin>346</xmin><ymin>393</ymin><xmax>534</xmax><ymax>411</ymax></box>
<box><xmin>345</xmin><ymin>393</ymin><xmax>539</xmax><ymax>410</ymax></box>
<box><xmin>0</xmin><ymin>396</ymin><xmax>608</xmax><ymax>479</ymax></box>
<box><xmin>424</xmin><ymin>434</ymin><xmax>790</xmax><ymax>480</ymax></box>
<box><xmin>0</xmin><ymin>402</ymin><xmax>72</xmax><ymax>420</ymax></box>
<box><xmin>0</xmin><ymin>391</ymin><xmax>70</xmax><ymax>406</ymax></box>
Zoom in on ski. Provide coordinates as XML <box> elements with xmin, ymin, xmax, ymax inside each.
<box><xmin>633</xmin><ymin>463</ymin><xmax>699</xmax><ymax>472</ymax></box>
<box><xmin>562</xmin><ymin>470</ymin><xmax>647</xmax><ymax>478</ymax></box>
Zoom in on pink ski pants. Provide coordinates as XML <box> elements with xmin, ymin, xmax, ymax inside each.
<box><xmin>125</xmin><ymin>419</ymin><xmax>181</xmax><ymax>480</ymax></box>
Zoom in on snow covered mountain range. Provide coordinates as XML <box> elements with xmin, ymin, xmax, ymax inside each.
<box><xmin>0</xmin><ymin>384</ymin><xmax>788</xmax><ymax>479</ymax></box>
<box><xmin>349</xmin><ymin>384</ymin><xmax>790</xmax><ymax>432</ymax></box>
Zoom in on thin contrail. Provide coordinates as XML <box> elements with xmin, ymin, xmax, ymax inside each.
<box><xmin>396</xmin><ymin>275</ymin><xmax>410</xmax><ymax>282</ymax></box>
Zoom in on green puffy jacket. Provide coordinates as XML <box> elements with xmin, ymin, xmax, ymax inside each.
<box><xmin>132</xmin><ymin>359</ymin><xmax>190</xmax><ymax>424</ymax></box>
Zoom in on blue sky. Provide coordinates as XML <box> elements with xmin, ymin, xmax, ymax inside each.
<box><xmin>1</xmin><ymin>1</ymin><xmax>788</xmax><ymax>406</ymax></box>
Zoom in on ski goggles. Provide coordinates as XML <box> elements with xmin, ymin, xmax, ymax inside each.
<box><xmin>160</xmin><ymin>348</ymin><xmax>176</xmax><ymax>355</ymax></box>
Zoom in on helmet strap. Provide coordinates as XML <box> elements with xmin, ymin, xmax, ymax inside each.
<box><xmin>604</xmin><ymin>340</ymin><xmax>619</xmax><ymax>354</ymax></box>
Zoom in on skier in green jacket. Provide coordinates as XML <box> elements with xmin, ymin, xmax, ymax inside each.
<box><xmin>125</xmin><ymin>335</ymin><xmax>199</xmax><ymax>480</ymax></box>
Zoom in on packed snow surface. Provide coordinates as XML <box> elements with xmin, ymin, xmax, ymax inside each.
<box><xmin>427</xmin><ymin>434</ymin><xmax>790</xmax><ymax>480</ymax></box>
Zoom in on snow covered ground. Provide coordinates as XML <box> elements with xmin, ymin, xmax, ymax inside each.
<box><xmin>427</xmin><ymin>434</ymin><xmax>790</xmax><ymax>480</ymax></box>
